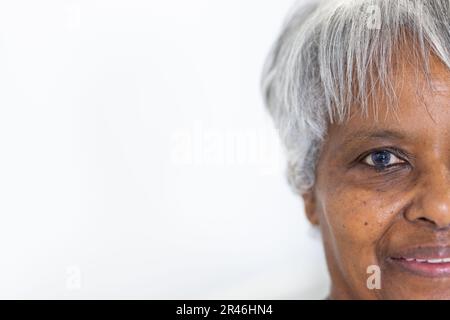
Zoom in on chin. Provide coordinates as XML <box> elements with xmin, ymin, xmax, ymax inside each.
<box><xmin>378</xmin><ymin>265</ymin><xmax>450</xmax><ymax>299</ymax></box>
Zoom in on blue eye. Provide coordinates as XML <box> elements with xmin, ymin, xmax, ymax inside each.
<box><xmin>363</xmin><ymin>150</ymin><xmax>404</xmax><ymax>168</ymax></box>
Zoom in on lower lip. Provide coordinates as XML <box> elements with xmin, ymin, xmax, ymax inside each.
<box><xmin>389</xmin><ymin>258</ymin><xmax>450</xmax><ymax>277</ymax></box>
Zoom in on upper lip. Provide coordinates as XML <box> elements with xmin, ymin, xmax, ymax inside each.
<box><xmin>389</xmin><ymin>246</ymin><xmax>450</xmax><ymax>260</ymax></box>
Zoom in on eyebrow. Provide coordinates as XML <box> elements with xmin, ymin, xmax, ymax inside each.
<box><xmin>338</xmin><ymin>129</ymin><xmax>409</xmax><ymax>151</ymax></box>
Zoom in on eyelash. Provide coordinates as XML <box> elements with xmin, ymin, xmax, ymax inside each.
<box><xmin>356</xmin><ymin>147</ymin><xmax>410</xmax><ymax>171</ymax></box>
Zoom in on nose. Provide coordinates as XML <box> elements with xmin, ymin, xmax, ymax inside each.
<box><xmin>405</xmin><ymin>166</ymin><xmax>450</xmax><ymax>229</ymax></box>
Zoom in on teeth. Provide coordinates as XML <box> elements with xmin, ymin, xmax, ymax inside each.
<box><xmin>406</xmin><ymin>258</ymin><xmax>450</xmax><ymax>263</ymax></box>
<box><xmin>427</xmin><ymin>259</ymin><xmax>443</xmax><ymax>263</ymax></box>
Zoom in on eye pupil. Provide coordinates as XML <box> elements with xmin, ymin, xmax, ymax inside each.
<box><xmin>371</xmin><ymin>151</ymin><xmax>391</xmax><ymax>166</ymax></box>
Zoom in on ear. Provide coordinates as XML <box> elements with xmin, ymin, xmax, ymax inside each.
<box><xmin>302</xmin><ymin>189</ymin><xmax>320</xmax><ymax>226</ymax></box>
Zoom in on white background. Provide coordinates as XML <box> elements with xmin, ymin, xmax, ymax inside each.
<box><xmin>0</xmin><ymin>0</ymin><xmax>329</xmax><ymax>299</ymax></box>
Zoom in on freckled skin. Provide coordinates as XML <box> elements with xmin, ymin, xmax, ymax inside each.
<box><xmin>303</xmin><ymin>56</ymin><xmax>450</xmax><ymax>299</ymax></box>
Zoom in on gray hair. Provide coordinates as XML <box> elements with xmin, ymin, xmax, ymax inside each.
<box><xmin>261</xmin><ymin>0</ymin><xmax>450</xmax><ymax>194</ymax></box>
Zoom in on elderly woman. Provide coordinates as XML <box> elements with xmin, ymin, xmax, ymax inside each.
<box><xmin>262</xmin><ymin>0</ymin><xmax>450</xmax><ymax>299</ymax></box>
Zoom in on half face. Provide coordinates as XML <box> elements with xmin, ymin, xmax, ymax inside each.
<box><xmin>306</xmin><ymin>57</ymin><xmax>450</xmax><ymax>299</ymax></box>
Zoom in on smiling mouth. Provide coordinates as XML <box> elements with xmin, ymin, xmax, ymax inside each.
<box><xmin>388</xmin><ymin>247</ymin><xmax>450</xmax><ymax>278</ymax></box>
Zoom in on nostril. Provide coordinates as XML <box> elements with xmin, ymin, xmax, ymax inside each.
<box><xmin>417</xmin><ymin>216</ymin><xmax>442</xmax><ymax>227</ymax></box>
<box><xmin>417</xmin><ymin>217</ymin><xmax>432</xmax><ymax>223</ymax></box>
<box><xmin>416</xmin><ymin>216</ymin><xmax>450</xmax><ymax>230</ymax></box>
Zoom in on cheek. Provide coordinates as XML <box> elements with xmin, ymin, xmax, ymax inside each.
<box><xmin>316</xmin><ymin>160</ymin><xmax>409</xmax><ymax>245</ymax></box>
<box><xmin>314</xmin><ymin>153</ymin><xmax>413</xmax><ymax>292</ymax></box>
<box><xmin>316</xmin><ymin>184</ymin><xmax>405</xmax><ymax>294</ymax></box>
<box><xmin>317</xmin><ymin>183</ymin><xmax>404</xmax><ymax>257</ymax></box>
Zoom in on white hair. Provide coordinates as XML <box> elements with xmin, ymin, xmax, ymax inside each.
<box><xmin>261</xmin><ymin>0</ymin><xmax>450</xmax><ymax>194</ymax></box>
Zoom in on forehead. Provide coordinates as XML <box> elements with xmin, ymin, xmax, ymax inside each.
<box><xmin>327</xmin><ymin>58</ymin><xmax>450</xmax><ymax>143</ymax></box>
